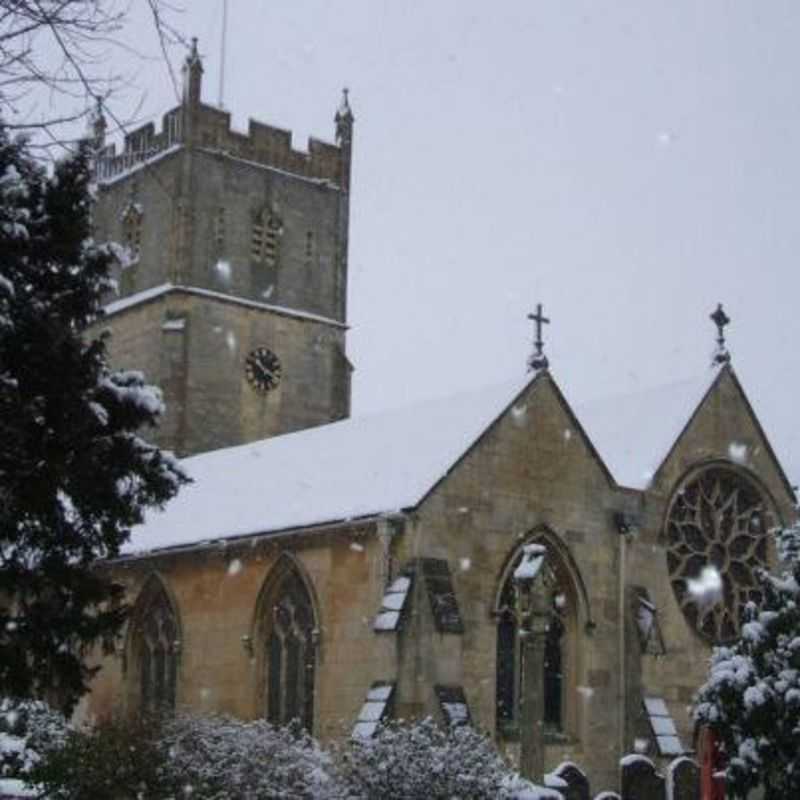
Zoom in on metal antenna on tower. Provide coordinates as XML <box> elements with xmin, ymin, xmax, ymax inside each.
<box><xmin>218</xmin><ymin>0</ymin><xmax>229</xmax><ymax>107</ymax></box>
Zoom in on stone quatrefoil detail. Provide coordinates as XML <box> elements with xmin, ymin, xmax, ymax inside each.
<box><xmin>665</xmin><ymin>467</ymin><xmax>771</xmax><ymax>643</ymax></box>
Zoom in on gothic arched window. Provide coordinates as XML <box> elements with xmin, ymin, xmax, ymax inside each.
<box><xmin>495</xmin><ymin>540</ymin><xmax>574</xmax><ymax>738</ymax></box>
<box><xmin>257</xmin><ymin>560</ymin><xmax>317</xmax><ymax>731</ymax></box>
<box><xmin>128</xmin><ymin>576</ymin><xmax>179</xmax><ymax>716</ymax></box>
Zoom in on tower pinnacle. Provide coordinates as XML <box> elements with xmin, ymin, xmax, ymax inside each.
<box><xmin>335</xmin><ymin>88</ymin><xmax>354</xmax><ymax>146</ymax></box>
<box><xmin>89</xmin><ymin>95</ymin><xmax>107</xmax><ymax>151</ymax></box>
<box><xmin>182</xmin><ymin>37</ymin><xmax>204</xmax><ymax>106</ymax></box>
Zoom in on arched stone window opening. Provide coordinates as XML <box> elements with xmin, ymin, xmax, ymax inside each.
<box><xmin>494</xmin><ymin>536</ymin><xmax>580</xmax><ymax>740</ymax></box>
<box><xmin>251</xmin><ymin>210</ymin><xmax>282</xmax><ymax>268</ymax></box>
<box><xmin>120</xmin><ymin>202</ymin><xmax>143</xmax><ymax>262</ymax></box>
<box><xmin>257</xmin><ymin>559</ymin><xmax>317</xmax><ymax>731</ymax></box>
<box><xmin>127</xmin><ymin>576</ymin><xmax>180</xmax><ymax>717</ymax></box>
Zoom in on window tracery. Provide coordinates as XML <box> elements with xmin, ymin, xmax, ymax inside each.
<box><xmin>665</xmin><ymin>466</ymin><xmax>773</xmax><ymax>643</ymax></box>
<box><xmin>259</xmin><ymin>564</ymin><xmax>316</xmax><ymax>730</ymax></box>
<box><xmin>496</xmin><ymin>546</ymin><xmax>569</xmax><ymax>737</ymax></box>
<box><xmin>129</xmin><ymin>578</ymin><xmax>179</xmax><ymax>716</ymax></box>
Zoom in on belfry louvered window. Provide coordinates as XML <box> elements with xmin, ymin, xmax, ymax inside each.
<box><xmin>251</xmin><ymin>211</ymin><xmax>282</xmax><ymax>267</ymax></box>
<box><xmin>262</xmin><ymin>567</ymin><xmax>316</xmax><ymax>730</ymax></box>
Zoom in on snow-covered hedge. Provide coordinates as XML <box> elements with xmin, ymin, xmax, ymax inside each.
<box><xmin>161</xmin><ymin>715</ymin><xmax>332</xmax><ymax>799</ymax></box>
<box><xmin>331</xmin><ymin>717</ymin><xmax>558</xmax><ymax>799</ymax></box>
<box><xmin>22</xmin><ymin>711</ymin><xmax>561</xmax><ymax>799</ymax></box>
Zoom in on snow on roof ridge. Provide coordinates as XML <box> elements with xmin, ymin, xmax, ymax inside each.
<box><xmin>121</xmin><ymin>365</ymin><xmax>744</xmax><ymax>557</ymax></box>
<box><xmin>123</xmin><ymin>371</ymin><xmax>538</xmax><ymax>556</ymax></box>
<box><xmin>102</xmin><ymin>283</ymin><xmax>346</xmax><ymax>328</ymax></box>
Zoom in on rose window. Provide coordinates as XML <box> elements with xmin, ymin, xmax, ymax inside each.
<box><xmin>665</xmin><ymin>467</ymin><xmax>771</xmax><ymax>643</ymax></box>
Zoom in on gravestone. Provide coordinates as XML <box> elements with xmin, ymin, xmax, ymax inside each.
<box><xmin>553</xmin><ymin>761</ymin><xmax>591</xmax><ymax>800</ymax></box>
<box><xmin>667</xmin><ymin>757</ymin><xmax>700</xmax><ymax>800</ymax></box>
<box><xmin>621</xmin><ymin>755</ymin><xmax>666</xmax><ymax>800</ymax></box>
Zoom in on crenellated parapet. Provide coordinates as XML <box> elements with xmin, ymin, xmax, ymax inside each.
<box><xmin>189</xmin><ymin>103</ymin><xmax>344</xmax><ymax>184</ymax></box>
<box><xmin>95</xmin><ymin>38</ymin><xmax>350</xmax><ymax>187</ymax></box>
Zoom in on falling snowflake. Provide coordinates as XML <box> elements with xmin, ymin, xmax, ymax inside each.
<box><xmin>728</xmin><ymin>441</ymin><xmax>748</xmax><ymax>464</ymax></box>
<box><xmin>227</xmin><ymin>559</ymin><xmax>242</xmax><ymax>576</ymax></box>
<box><xmin>214</xmin><ymin>259</ymin><xmax>232</xmax><ymax>284</ymax></box>
<box><xmin>459</xmin><ymin>557</ymin><xmax>471</xmax><ymax>572</ymax></box>
<box><xmin>687</xmin><ymin>565</ymin><xmax>723</xmax><ymax>608</ymax></box>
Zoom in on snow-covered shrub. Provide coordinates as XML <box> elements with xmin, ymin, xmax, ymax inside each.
<box><xmin>160</xmin><ymin>714</ymin><xmax>333</xmax><ymax>799</ymax></box>
<box><xmin>330</xmin><ymin>717</ymin><xmax>554</xmax><ymax>799</ymax></box>
<box><xmin>29</xmin><ymin>716</ymin><xmax>181</xmax><ymax>800</ymax></box>
<box><xmin>693</xmin><ymin>520</ymin><xmax>800</xmax><ymax>799</ymax></box>
<box><xmin>0</xmin><ymin>698</ymin><xmax>68</xmax><ymax>780</ymax></box>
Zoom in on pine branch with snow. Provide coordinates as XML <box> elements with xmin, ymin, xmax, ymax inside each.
<box><xmin>0</xmin><ymin>128</ymin><xmax>189</xmax><ymax>711</ymax></box>
<box><xmin>693</xmin><ymin>520</ymin><xmax>800</xmax><ymax>799</ymax></box>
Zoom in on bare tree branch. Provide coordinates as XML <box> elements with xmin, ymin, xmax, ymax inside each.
<box><xmin>0</xmin><ymin>0</ymin><xmax>185</xmax><ymax>153</ymax></box>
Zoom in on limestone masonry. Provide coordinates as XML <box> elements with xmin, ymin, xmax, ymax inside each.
<box><xmin>83</xmin><ymin>42</ymin><xmax>795</xmax><ymax>796</ymax></box>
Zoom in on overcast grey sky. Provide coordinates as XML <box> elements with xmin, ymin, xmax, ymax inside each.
<box><xmin>29</xmin><ymin>1</ymin><xmax>800</xmax><ymax>481</ymax></box>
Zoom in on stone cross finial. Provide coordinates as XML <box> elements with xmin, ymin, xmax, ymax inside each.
<box><xmin>527</xmin><ymin>304</ymin><xmax>550</xmax><ymax>372</ymax></box>
<box><xmin>710</xmin><ymin>303</ymin><xmax>731</xmax><ymax>366</ymax></box>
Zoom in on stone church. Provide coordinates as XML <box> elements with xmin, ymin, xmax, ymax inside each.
<box><xmin>82</xmin><ymin>43</ymin><xmax>796</xmax><ymax>791</ymax></box>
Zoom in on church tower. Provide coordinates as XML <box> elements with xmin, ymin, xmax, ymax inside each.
<box><xmin>92</xmin><ymin>41</ymin><xmax>354</xmax><ymax>456</ymax></box>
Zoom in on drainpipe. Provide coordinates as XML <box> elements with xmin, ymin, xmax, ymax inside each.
<box><xmin>618</xmin><ymin>528</ymin><xmax>628</xmax><ymax>762</ymax></box>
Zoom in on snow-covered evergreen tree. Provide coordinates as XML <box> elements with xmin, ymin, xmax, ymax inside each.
<box><xmin>0</xmin><ymin>128</ymin><xmax>187</xmax><ymax>711</ymax></box>
<box><xmin>694</xmin><ymin>519</ymin><xmax>800</xmax><ymax>799</ymax></box>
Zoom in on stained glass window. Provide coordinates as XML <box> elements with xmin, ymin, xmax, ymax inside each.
<box><xmin>665</xmin><ymin>466</ymin><xmax>772</xmax><ymax>642</ymax></box>
<box><xmin>496</xmin><ymin>546</ymin><xmax>568</xmax><ymax>736</ymax></box>
<box><xmin>261</xmin><ymin>567</ymin><xmax>316</xmax><ymax>730</ymax></box>
<box><xmin>130</xmin><ymin>578</ymin><xmax>178</xmax><ymax>716</ymax></box>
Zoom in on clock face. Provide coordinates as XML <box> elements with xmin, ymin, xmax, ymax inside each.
<box><xmin>245</xmin><ymin>347</ymin><xmax>282</xmax><ymax>393</ymax></box>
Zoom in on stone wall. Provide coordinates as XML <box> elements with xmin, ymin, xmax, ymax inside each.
<box><xmin>99</xmin><ymin>290</ymin><xmax>350</xmax><ymax>455</ymax></box>
<box><xmin>622</xmin><ymin>369</ymin><xmax>794</xmax><ymax>754</ymax></box>
<box><xmin>395</xmin><ymin>374</ymin><xmax>627</xmax><ymax>791</ymax></box>
<box><xmin>84</xmin><ymin>524</ymin><xmax>392</xmax><ymax>743</ymax></box>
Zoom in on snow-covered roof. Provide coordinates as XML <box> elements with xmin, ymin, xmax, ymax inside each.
<box><xmin>576</xmin><ymin>372</ymin><xmax>717</xmax><ymax>490</ymax></box>
<box><xmin>122</xmin><ymin>364</ymin><xmax>784</xmax><ymax>557</ymax></box>
<box><xmin>123</xmin><ymin>373</ymin><xmax>536</xmax><ymax>555</ymax></box>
